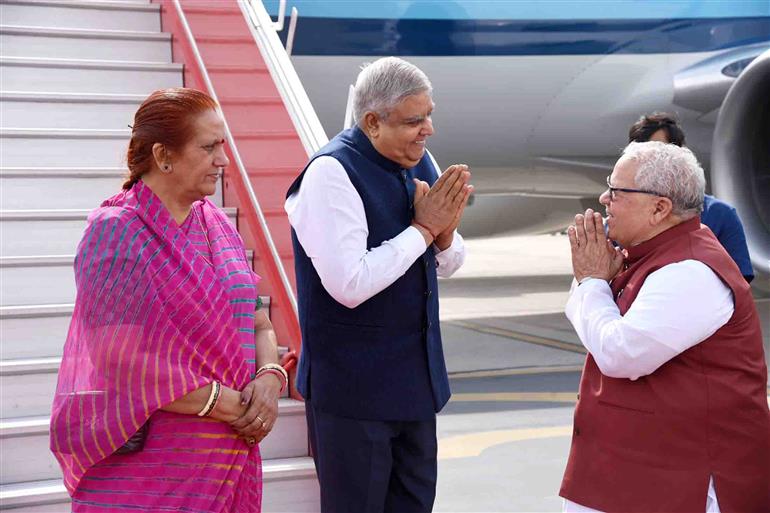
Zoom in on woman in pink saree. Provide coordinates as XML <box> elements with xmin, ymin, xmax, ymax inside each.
<box><xmin>50</xmin><ymin>88</ymin><xmax>284</xmax><ymax>512</ymax></box>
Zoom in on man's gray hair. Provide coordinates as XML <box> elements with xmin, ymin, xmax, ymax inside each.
<box><xmin>353</xmin><ymin>57</ymin><xmax>432</xmax><ymax>124</ymax></box>
<box><xmin>622</xmin><ymin>141</ymin><xmax>705</xmax><ymax>218</ymax></box>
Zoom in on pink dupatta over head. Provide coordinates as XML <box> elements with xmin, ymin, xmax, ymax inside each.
<box><xmin>51</xmin><ymin>181</ymin><xmax>259</xmax><ymax>503</ymax></box>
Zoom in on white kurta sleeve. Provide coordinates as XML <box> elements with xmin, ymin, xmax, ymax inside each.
<box><xmin>285</xmin><ymin>156</ymin><xmax>428</xmax><ymax>309</ymax></box>
<box><xmin>435</xmin><ymin>231</ymin><xmax>465</xmax><ymax>277</ymax></box>
<box><xmin>565</xmin><ymin>260</ymin><xmax>734</xmax><ymax>380</ymax></box>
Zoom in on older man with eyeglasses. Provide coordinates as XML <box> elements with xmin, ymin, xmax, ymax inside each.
<box><xmin>559</xmin><ymin>141</ymin><xmax>770</xmax><ymax>513</ymax></box>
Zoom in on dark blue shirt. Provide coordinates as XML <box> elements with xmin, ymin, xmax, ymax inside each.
<box><xmin>701</xmin><ymin>194</ymin><xmax>754</xmax><ymax>282</ymax></box>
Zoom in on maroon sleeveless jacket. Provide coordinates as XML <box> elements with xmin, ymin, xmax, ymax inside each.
<box><xmin>560</xmin><ymin>217</ymin><xmax>770</xmax><ymax>512</ymax></box>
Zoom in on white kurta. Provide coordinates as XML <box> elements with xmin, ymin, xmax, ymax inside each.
<box><xmin>563</xmin><ymin>259</ymin><xmax>734</xmax><ymax>513</ymax></box>
<box><xmin>285</xmin><ymin>154</ymin><xmax>465</xmax><ymax>308</ymax></box>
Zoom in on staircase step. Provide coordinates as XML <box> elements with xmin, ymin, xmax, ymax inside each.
<box><xmin>0</xmin><ymin>305</ymin><xmax>72</xmax><ymax>360</ymax></box>
<box><xmin>0</xmin><ymin>1</ymin><xmax>161</xmax><ymax>32</ymax></box>
<box><xmin>0</xmin><ymin>91</ymin><xmax>144</xmax><ymax>129</ymax></box>
<box><xmin>262</xmin><ymin>457</ymin><xmax>320</xmax><ymax>512</ymax></box>
<box><xmin>0</xmin><ymin>167</ymin><xmax>223</xmax><ymax>210</ymax></box>
<box><xmin>182</xmin><ymin>4</ymin><xmax>244</xmax><ymax>16</ymax></box>
<box><xmin>196</xmin><ymin>39</ymin><xmax>263</xmax><ymax>67</ymax></box>
<box><xmin>208</xmin><ymin>65</ymin><xmax>277</xmax><ymax>98</ymax></box>
<box><xmin>236</xmin><ymin>133</ymin><xmax>308</xmax><ymax>170</ymax></box>
<box><xmin>0</xmin><ymin>399</ymin><xmax>307</xmax><ymax>484</ymax></box>
<box><xmin>184</xmin><ymin>7</ymin><xmax>251</xmax><ymax>35</ymax></box>
<box><xmin>0</xmin><ymin>244</ymin><xmax>246</xmax><ymax>307</ymax></box>
<box><xmin>0</xmin><ymin>207</ymin><xmax>236</xmax><ymax>257</ymax></box>
<box><xmin>0</xmin><ymin>357</ymin><xmax>59</xmax><ymax>419</ymax></box>
<box><xmin>0</xmin><ymin>479</ymin><xmax>68</xmax><ymax>512</ymax></box>
<box><xmin>0</xmin><ymin>256</ymin><xmax>76</xmax><ymax>307</ymax></box>
<box><xmin>0</xmin><ymin>456</ymin><xmax>317</xmax><ymax>512</ymax></box>
<box><xmin>0</xmin><ymin>298</ymin><xmax>273</xmax><ymax>360</ymax></box>
<box><xmin>0</xmin><ymin>128</ymin><xmax>298</xmax><ymax>167</ymax></box>
<box><xmin>0</xmin><ymin>25</ymin><xmax>171</xmax><ymax>62</ymax></box>
<box><xmin>0</xmin><ymin>332</ymin><xmax>283</xmax><ymax>419</ymax></box>
<box><xmin>0</xmin><ymin>56</ymin><xmax>182</xmax><ymax>95</ymax></box>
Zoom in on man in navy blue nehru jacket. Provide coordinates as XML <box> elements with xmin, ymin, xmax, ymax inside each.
<box><xmin>285</xmin><ymin>56</ymin><xmax>472</xmax><ymax>513</ymax></box>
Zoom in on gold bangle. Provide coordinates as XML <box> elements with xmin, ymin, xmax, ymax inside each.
<box><xmin>197</xmin><ymin>381</ymin><xmax>220</xmax><ymax>416</ymax></box>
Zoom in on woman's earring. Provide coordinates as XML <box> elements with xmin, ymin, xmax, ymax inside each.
<box><xmin>162</xmin><ymin>164</ymin><xmax>172</xmax><ymax>173</ymax></box>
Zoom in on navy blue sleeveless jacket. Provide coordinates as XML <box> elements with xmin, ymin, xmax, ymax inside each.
<box><xmin>286</xmin><ymin>126</ymin><xmax>450</xmax><ymax>420</ymax></box>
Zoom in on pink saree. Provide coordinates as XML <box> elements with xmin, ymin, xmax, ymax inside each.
<box><xmin>50</xmin><ymin>180</ymin><xmax>263</xmax><ymax>512</ymax></box>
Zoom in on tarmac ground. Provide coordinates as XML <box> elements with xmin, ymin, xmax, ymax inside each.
<box><xmin>433</xmin><ymin>233</ymin><xmax>770</xmax><ymax>512</ymax></box>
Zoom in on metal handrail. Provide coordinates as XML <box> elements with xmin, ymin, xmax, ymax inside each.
<box><xmin>240</xmin><ymin>0</ymin><xmax>328</xmax><ymax>156</ymax></box>
<box><xmin>171</xmin><ymin>0</ymin><xmax>299</xmax><ymax>317</ymax></box>
<box><xmin>344</xmin><ymin>84</ymin><xmax>355</xmax><ymax>129</ymax></box>
<box><xmin>285</xmin><ymin>6</ymin><xmax>298</xmax><ymax>57</ymax></box>
<box><xmin>271</xmin><ymin>0</ymin><xmax>287</xmax><ymax>31</ymax></box>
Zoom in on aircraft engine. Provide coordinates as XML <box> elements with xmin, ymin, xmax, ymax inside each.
<box><xmin>711</xmin><ymin>48</ymin><xmax>770</xmax><ymax>292</ymax></box>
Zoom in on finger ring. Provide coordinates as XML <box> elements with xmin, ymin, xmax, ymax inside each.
<box><xmin>256</xmin><ymin>415</ymin><xmax>265</xmax><ymax>425</ymax></box>
<box><xmin>246</xmin><ymin>436</ymin><xmax>256</xmax><ymax>447</ymax></box>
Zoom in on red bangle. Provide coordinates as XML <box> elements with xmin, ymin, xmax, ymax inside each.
<box><xmin>258</xmin><ymin>368</ymin><xmax>287</xmax><ymax>392</ymax></box>
<box><xmin>412</xmin><ymin>221</ymin><xmax>436</xmax><ymax>239</ymax></box>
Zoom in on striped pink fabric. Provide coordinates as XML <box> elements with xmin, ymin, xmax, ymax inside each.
<box><xmin>51</xmin><ymin>181</ymin><xmax>263</xmax><ymax>511</ymax></box>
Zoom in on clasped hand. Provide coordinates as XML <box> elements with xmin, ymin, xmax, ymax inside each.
<box><xmin>567</xmin><ymin>209</ymin><xmax>624</xmax><ymax>283</ymax></box>
<box><xmin>413</xmin><ymin>164</ymin><xmax>473</xmax><ymax>249</ymax></box>
<box><xmin>229</xmin><ymin>373</ymin><xmax>282</xmax><ymax>443</ymax></box>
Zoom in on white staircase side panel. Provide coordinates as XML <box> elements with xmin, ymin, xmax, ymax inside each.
<box><xmin>0</xmin><ymin>94</ymin><xmax>142</xmax><ymax>129</ymax></box>
<box><xmin>0</xmin><ymin>170</ymin><xmax>224</xmax><ymax>210</ymax></box>
<box><xmin>0</xmin><ymin>58</ymin><xmax>183</xmax><ymax>95</ymax></box>
<box><xmin>0</xmin><ymin>306</ymin><xmax>71</xmax><ymax>359</ymax></box>
<box><xmin>0</xmin><ymin>28</ymin><xmax>171</xmax><ymax>63</ymax></box>
<box><xmin>0</xmin><ymin>1</ymin><xmax>161</xmax><ymax>32</ymax></box>
<box><xmin>0</xmin><ymin>207</ymin><xmax>234</xmax><ymax>257</ymax></box>
<box><xmin>0</xmin><ymin>400</ymin><xmax>308</xmax><ymax>484</ymax></box>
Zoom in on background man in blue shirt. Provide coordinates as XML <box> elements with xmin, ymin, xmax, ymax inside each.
<box><xmin>628</xmin><ymin>112</ymin><xmax>754</xmax><ymax>282</ymax></box>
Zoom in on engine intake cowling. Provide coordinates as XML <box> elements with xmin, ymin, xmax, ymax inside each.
<box><xmin>711</xmin><ymin>48</ymin><xmax>770</xmax><ymax>292</ymax></box>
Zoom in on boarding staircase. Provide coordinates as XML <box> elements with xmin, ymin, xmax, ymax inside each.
<box><xmin>0</xmin><ymin>0</ymin><xmax>321</xmax><ymax>510</ymax></box>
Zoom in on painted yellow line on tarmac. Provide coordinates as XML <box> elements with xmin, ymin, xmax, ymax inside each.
<box><xmin>450</xmin><ymin>320</ymin><xmax>586</xmax><ymax>354</ymax></box>
<box><xmin>439</xmin><ymin>425</ymin><xmax>572</xmax><ymax>460</ymax></box>
<box><xmin>451</xmin><ymin>392</ymin><xmax>577</xmax><ymax>403</ymax></box>
<box><xmin>441</xmin><ymin>398</ymin><xmax>770</xmax><ymax>460</ymax></box>
<box><xmin>450</xmin><ymin>365</ymin><xmax>583</xmax><ymax>380</ymax></box>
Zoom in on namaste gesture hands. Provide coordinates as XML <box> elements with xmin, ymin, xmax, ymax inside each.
<box><xmin>412</xmin><ymin>164</ymin><xmax>473</xmax><ymax>250</ymax></box>
<box><xmin>567</xmin><ymin>209</ymin><xmax>624</xmax><ymax>283</ymax></box>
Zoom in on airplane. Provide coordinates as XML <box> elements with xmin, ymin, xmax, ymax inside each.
<box><xmin>264</xmin><ymin>0</ymin><xmax>770</xmax><ymax>289</ymax></box>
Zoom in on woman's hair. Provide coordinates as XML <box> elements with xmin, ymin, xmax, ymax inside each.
<box><xmin>123</xmin><ymin>88</ymin><xmax>219</xmax><ymax>189</ymax></box>
<box><xmin>622</xmin><ymin>141</ymin><xmax>705</xmax><ymax>218</ymax></box>
<box><xmin>628</xmin><ymin>112</ymin><xmax>686</xmax><ymax>147</ymax></box>
<box><xmin>353</xmin><ymin>57</ymin><xmax>432</xmax><ymax>124</ymax></box>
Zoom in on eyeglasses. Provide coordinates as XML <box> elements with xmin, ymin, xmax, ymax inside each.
<box><xmin>605</xmin><ymin>176</ymin><xmax>663</xmax><ymax>201</ymax></box>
